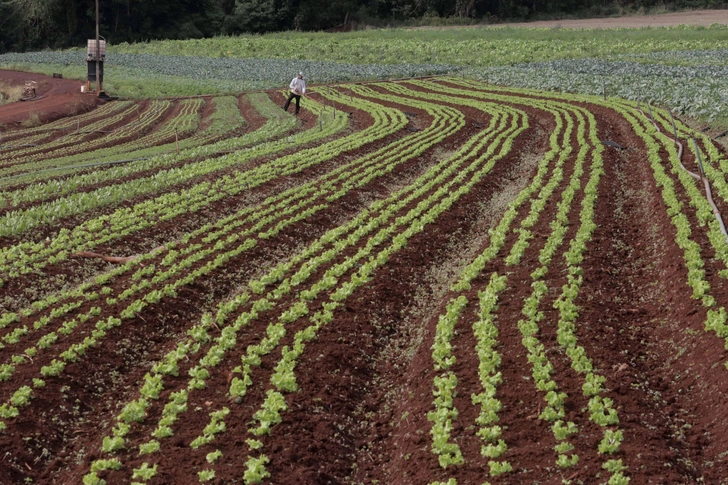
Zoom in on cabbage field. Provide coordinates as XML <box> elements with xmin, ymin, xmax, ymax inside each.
<box><xmin>2</xmin><ymin>24</ymin><xmax>728</xmax><ymax>124</ymax></box>
<box><xmin>1</xmin><ymin>74</ymin><xmax>728</xmax><ymax>485</ymax></box>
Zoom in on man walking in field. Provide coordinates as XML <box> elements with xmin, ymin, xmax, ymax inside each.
<box><xmin>283</xmin><ymin>71</ymin><xmax>306</xmax><ymax>115</ymax></box>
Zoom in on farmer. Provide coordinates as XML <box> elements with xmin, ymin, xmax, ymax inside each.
<box><xmin>283</xmin><ymin>71</ymin><xmax>306</xmax><ymax>115</ymax></box>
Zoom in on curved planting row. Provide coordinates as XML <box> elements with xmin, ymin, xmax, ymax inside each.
<box><xmin>0</xmin><ymin>100</ymin><xmax>173</xmax><ymax>174</ymax></box>
<box><xmin>76</xmin><ymin>82</ymin><xmax>520</xmax><ymax>485</ymax></box>
<box><xmin>0</xmin><ymin>82</ymin><xmax>479</xmax><ymax>483</ymax></box>
<box><xmin>0</xmin><ymin>101</ymin><xmax>137</xmax><ymax>150</ymax></box>
<box><xmin>0</xmin><ymin>89</ymin><xmax>398</xmax><ymax>297</ymax></box>
<box><xmin>0</xmin><ymin>94</ymin><xmax>253</xmax><ymax>185</ymax></box>
<box><xmin>0</xmin><ymin>101</ymin><xmax>142</xmax><ymax>166</ymax></box>
<box><xmin>400</xmin><ymin>78</ymin><xmax>728</xmax><ymax>484</ymax></box>
<box><xmin>2</xmin><ymin>96</ymin><xmax>241</xmax><ymax>183</ymax></box>
<box><xmin>53</xmin><ymin>97</ymin><xmax>209</xmax><ymax>166</ymax></box>
<box><xmin>0</xmin><ymin>95</ymin><xmax>289</xmax><ymax>226</ymax></box>
<box><xmin>1</xmin><ymin>78</ymin><xmax>728</xmax><ymax>485</ymax></box>
<box><xmin>0</xmin><ymin>87</ymin><xmax>453</xmax><ymax>433</ymax></box>
<box><xmin>0</xmin><ymin>94</ymin><xmax>287</xmax><ymax>197</ymax></box>
<box><xmin>405</xmin><ymin>80</ymin><xmax>629</xmax><ymax>485</ymax></box>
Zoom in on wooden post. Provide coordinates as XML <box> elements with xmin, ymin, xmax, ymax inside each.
<box><xmin>95</xmin><ymin>0</ymin><xmax>101</xmax><ymax>93</ymax></box>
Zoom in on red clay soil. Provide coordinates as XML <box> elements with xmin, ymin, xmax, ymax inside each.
<box><xmin>0</xmin><ymin>70</ymin><xmax>102</xmax><ymax>129</ymax></box>
<box><xmin>342</xmin><ymin>87</ymin><xmax>728</xmax><ymax>484</ymax></box>
<box><xmin>0</xmin><ymin>100</ymin><xmax>149</xmax><ymax>170</ymax></box>
<box><xmin>0</xmin><ymin>91</ymin><xmax>425</xmax><ymax>314</ymax></box>
<box><xmin>3</xmin><ymin>81</ymin><xmax>728</xmax><ymax>485</ymax></box>
<box><xmin>263</xmin><ymin>102</ymin><xmax>555</xmax><ymax>485</ymax></box>
<box><xmin>0</xmin><ymin>85</ymin><xmax>485</xmax><ymax>484</ymax></box>
<box><xmin>0</xmin><ymin>94</ymin><xmax>260</xmax><ymax>196</ymax></box>
<box><xmin>567</xmin><ymin>102</ymin><xmax>728</xmax><ymax>483</ymax></box>
<box><xmin>51</xmin><ymin>90</ymin><xmax>516</xmax><ymax>485</ymax></box>
<box><xmin>344</xmin><ymin>90</ymin><xmax>591</xmax><ymax>485</ymax></box>
<box><xmin>241</xmin><ymin>87</ymin><xmax>728</xmax><ymax>485</ymax></box>
<box><xmin>0</xmin><ymin>91</ymin><xmax>373</xmax><ymax>311</ymax></box>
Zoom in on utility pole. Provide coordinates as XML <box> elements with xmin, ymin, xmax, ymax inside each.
<box><xmin>95</xmin><ymin>0</ymin><xmax>102</xmax><ymax>93</ymax></box>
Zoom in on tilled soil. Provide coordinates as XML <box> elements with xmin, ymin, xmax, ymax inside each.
<box><xmin>1</xmin><ymin>78</ymin><xmax>727</xmax><ymax>485</ymax></box>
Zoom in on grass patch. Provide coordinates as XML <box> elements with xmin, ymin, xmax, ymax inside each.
<box><xmin>20</xmin><ymin>112</ymin><xmax>41</xmax><ymax>127</ymax></box>
<box><xmin>0</xmin><ymin>82</ymin><xmax>24</xmax><ymax>105</ymax></box>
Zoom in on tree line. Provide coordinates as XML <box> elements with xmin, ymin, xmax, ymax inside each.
<box><xmin>0</xmin><ymin>0</ymin><xmax>722</xmax><ymax>53</ymax></box>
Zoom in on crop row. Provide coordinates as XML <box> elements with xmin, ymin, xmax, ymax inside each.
<box><xmin>6</xmin><ymin>96</ymin><xmax>209</xmax><ymax>180</ymax></box>
<box><xmin>408</xmin><ymin>80</ymin><xmax>634</xmax><ymax>484</ymax></box>
<box><xmin>426</xmin><ymin>102</ymin><xmax>571</xmax><ymax>476</ymax></box>
<box><xmin>5</xmin><ymin>78</ymin><xmax>728</xmax><ymax>484</ymax></box>
<box><xmin>0</xmin><ymin>87</ymin><xmax>458</xmax><ymax>433</ymax></box>
<box><xmin>60</xmin><ymin>97</ymin><xmax>208</xmax><ymax>165</ymax></box>
<box><xmin>0</xmin><ymin>89</ymin><xmax>404</xmax><ymax>346</ymax></box>
<box><xmin>606</xmin><ymin>99</ymin><xmax>728</xmax><ymax>363</ymax></box>
<box><xmin>3</xmin><ymin>99</ymin><xmax>190</xmax><ymax>168</ymax></box>
<box><xmin>0</xmin><ymin>94</ymin><xmax>286</xmax><ymax>202</ymax></box>
<box><xmin>76</xmin><ymin>84</ymin><xmax>524</xmax><ymax>483</ymax></box>
<box><xmin>0</xmin><ymin>101</ymin><xmax>142</xmax><ymax>166</ymax></box>
<box><xmin>482</xmin><ymin>78</ymin><xmax>728</xmax><ymax>363</ymax></box>
<box><xmin>8</xmin><ymin>95</ymin><xmax>235</xmax><ymax>176</ymax></box>
<box><xmin>0</xmin><ymin>101</ymin><xmax>135</xmax><ymax>148</ymax></box>
<box><xmin>0</xmin><ymin>90</ymin><xmax>354</xmax><ymax>274</ymax></box>
<box><xmin>0</xmin><ymin>98</ymin><xmax>270</xmax><ymax>229</ymax></box>
<box><xmin>0</xmin><ymin>88</ymin><xmax>472</xmax><ymax>484</ymax></box>
<box><xmin>0</xmin><ymin>100</ymin><xmax>173</xmax><ymax>177</ymax></box>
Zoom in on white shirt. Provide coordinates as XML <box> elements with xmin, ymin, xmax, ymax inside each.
<box><xmin>290</xmin><ymin>77</ymin><xmax>306</xmax><ymax>95</ymax></box>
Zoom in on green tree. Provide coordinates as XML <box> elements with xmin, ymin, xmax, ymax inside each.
<box><xmin>228</xmin><ymin>0</ymin><xmax>293</xmax><ymax>32</ymax></box>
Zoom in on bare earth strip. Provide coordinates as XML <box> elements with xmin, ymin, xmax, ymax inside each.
<box><xmin>495</xmin><ymin>9</ymin><xmax>728</xmax><ymax>29</ymax></box>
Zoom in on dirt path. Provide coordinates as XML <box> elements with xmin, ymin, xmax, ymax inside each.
<box><xmin>497</xmin><ymin>9</ymin><xmax>728</xmax><ymax>29</ymax></box>
<box><xmin>0</xmin><ymin>70</ymin><xmax>101</xmax><ymax>129</ymax></box>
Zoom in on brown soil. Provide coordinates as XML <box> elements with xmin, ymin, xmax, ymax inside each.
<box><xmin>405</xmin><ymin>9</ymin><xmax>728</xmax><ymax>30</ymax></box>
<box><xmin>0</xmin><ymin>101</ymin><xmax>149</xmax><ymax>171</ymax></box>
<box><xmin>498</xmin><ymin>9</ymin><xmax>728</xmax><ymax>29</ymax></box>
<box><xmin>0</xmin><ymin>92</ymin><xmax>370</xmax><ymax>312</ymax></box>
<box><xmin>0</xmin><ymin>94</ymin><xmax>260</xmax><ymax>195</ymax></box>
<box><xmin>1</xmin><ymin>78</ymin><xmax>728</xmax><ymax>485</ymax></box>
<box><xmin>0</xmin><ymin>70</ymin><xmax>102</xmax><ymax>129</ymax></box>
<box><xmin>0</xmin><ymin>81</ymin><xmax>480</xmax><ymax>484</ymax></box>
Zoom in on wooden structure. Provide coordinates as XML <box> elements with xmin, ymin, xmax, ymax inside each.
<box><xmin>22</xmin><ymin>81</ymin><xmax>37</xmax><ymax>99</ymax></box>
<box><xmin>86</xmin><ymin>38</ymin><xmax>106</xmax><ymax>94</ymax></box>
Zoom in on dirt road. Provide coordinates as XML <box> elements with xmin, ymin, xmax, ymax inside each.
<box><xmin>0</xmin><ymin>70</ymin><xmax>101</xmax><ymax>130</ymax></box>
<box><xmin>499</xmin><ymin>9</ymin><xmax>728</xmax><ymax>29</ymax></box>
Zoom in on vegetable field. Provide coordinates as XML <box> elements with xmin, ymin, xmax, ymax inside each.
<box><xmin>1</xmin><ymin>77</ymin><xmax>728</xmax><ymax>485</ymax></box>
<box><xmin>4</xmin><ymin>25</ymin><xmax>728</xmax><ymax>125</ymax></box>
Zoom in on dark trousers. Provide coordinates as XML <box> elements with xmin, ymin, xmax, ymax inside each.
<box><xmin>283</xmin><ymin>92</ymin><xmax>301</xmax><ymax>114</ymax></box>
